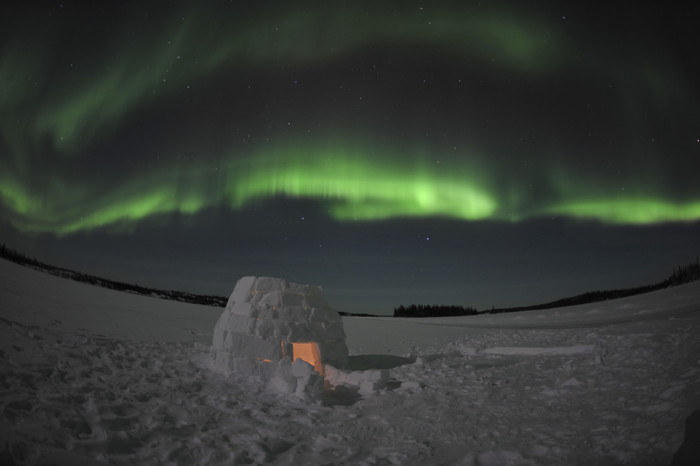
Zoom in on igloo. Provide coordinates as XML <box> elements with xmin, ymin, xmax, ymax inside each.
<box><xmin>210</xmin><ymin>276</ymin><xmax>349</xmax><ymax>396</ymax></box>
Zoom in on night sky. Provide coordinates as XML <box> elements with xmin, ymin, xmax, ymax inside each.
<box><xmin>2</xmin><ymin>1</ymin><xmax>699</xmax><ymax>314</ymax></box>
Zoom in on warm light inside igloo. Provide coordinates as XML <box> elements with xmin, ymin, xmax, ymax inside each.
<box><xmin>292</xmin><ymin>342</ymin><xmax>324</xmax><ymax>375</ymax></box>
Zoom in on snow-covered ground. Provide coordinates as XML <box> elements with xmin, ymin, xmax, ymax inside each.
<box><xmin>2</xmin><ymin>257</ymin><xmax>699</xmax><ymax>465</ymax></box>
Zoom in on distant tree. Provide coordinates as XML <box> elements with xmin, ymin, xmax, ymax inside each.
<box><xmin>394</xmin><ymin>303</ymin><xmax>478</xmax><ymax>318</ymax></box>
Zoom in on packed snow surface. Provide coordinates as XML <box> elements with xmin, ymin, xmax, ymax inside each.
<box><xmin>1</xmin><ymin>257</ymin><xmax>699</xmax><ymax>465</ymax></box>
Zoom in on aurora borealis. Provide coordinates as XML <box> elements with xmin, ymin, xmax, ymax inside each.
<box><xmin>1</xmin><ymin>1</ymin><xmax>699</xmax><ymax>312</ymax></box>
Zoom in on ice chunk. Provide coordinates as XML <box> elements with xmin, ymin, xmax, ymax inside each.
<box><xmin>324</xmin><ymin>365</ymin><xmax>388</xmax><ymax>394</ymax></box>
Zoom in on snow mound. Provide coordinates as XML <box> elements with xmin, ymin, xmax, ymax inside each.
<box><xmin>210</xmin><ymin>276</ymin><xmax>349</xmax><ymax>396</ymax></box>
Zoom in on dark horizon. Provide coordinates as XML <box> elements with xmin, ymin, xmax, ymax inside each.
<box><xmin>3</xmin><ymin>241</ymin><xmax>698</xmax><ymax>317</ymax></box>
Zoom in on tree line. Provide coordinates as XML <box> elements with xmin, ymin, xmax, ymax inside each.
<box><xmin>486</xmin><ymin>257</ymin><xmax>700</xmax><ymax>315</ymax></box>
<box><xmin>394</xmin><ymin>256</ymin><xmax>700</xmax><ymax>317</ymax></box>
<box><xmin>669</xmin><ymin>258</ymin><xmax>700</xmax><ymax>286</ymax></box>
<box><xmin>0</xmin><ymin>244</ymin><xmax>228</xmax><ymax>307</ymax></box>
<box><xmin>394</xmin><ymin>304</ymin><xmax>478</xmax><ymax>318</ymax></box>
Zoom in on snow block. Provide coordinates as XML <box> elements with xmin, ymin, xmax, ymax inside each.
<box><xmin>258</xmin><ymin>291</ymin><xmax>282</xmax><ymax>309</ymax></box>
<box><xmin>281</xmin><ymin>292</ymin><xmax>306</xmax><ymax>309</ymax></box>
<box><xmin>309</xmin><ymin>297</ymin><xmax>332</xmax><ymax>311</ymax></box>
<box><xmin>230</xmin><ymin>302</ymin><xmax>254</xmax><ymax>317</ymax></box>
<box><xmin>229</xmin><ymin>276</ymin><xmax>256</xmax><ymax>305</ymax></box>
<box><xmin>253</xmin><ymin>277</ymin><xmax>286</xmax><ymax>294</ymax></box>
<box><xmin>321</xmin><ymin>322</ymin><xmax>346</xmax><ymax>340</ymax></box>
<box><xmin>291</xmin><ymin>359</ymin><xmax>314</xmax><ymax>378</ymax></box>
<box><xmin>281</xmin><ymin>306</ymin><xmax>308</xmax><ymax>322</ymax></box>
<box><xmin>324</xmin><ymin>365</ymin><xmax>389</xmax><ymax>395</ymax></box>
<box><xmin>210</xmin><ymin>276</ymin><xmax>349</xmax><ymax>397</ymax></box>
<box><xmin>319</xmin><ymin>341</ymin><xmax>349</xmax><ymax>368</ymax></box>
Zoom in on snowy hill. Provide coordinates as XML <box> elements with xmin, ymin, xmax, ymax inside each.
<box><xmin>2</xmin><ymin>257</ymin><xmax>699</xmax><ymax>465</ymax></box>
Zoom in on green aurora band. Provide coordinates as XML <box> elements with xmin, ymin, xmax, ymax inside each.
<box><xmin>544</xmin><ymin>199</ymin><xmax>700</xmax><ymax>225</ymax></box>
<box><xmin>0</xmin><ymin>142</ymin><xmax>496</xmax><ymax>235</ymax></box>
<box><xmin>0</xmin><ymin>2</ymin><xmax>562</xmax><ymax>161</ymax></box>
<box><xmin>1</xmin><ymin>3</ymin><xmax>698</xmax><ymax>235</ymax></box>
<box><xmin>2</xmin><ymin>139</ymin><xmax>700</xmax><ymax>236</ymax></box>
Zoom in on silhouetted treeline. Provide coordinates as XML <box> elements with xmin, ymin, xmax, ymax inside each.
<box><xmin>338</xmin><ymin>311</ymin><xmax>381</xmax><ymax>317</ymax></box>
<box><xmin>486</xmin><ymin>257</ymin><xmax>700</xmax><ymax>315</ymax></box>
<box><xmin>392</xmin><ymin>257</ymin><xmax>700</xmax><ymax>317</ymax></box>
<box><xmin>0</xmin><ymin>244</ymin><xmax>228</xmax><ymax>307</ymax></box>
<box><xmin>669</xmin><ymin>258</ymin><xmax>700</xmax><ymax>286</ymax></box>
<box><xmin>394</xmin><ymin>304</ymin><xmax>478</xmax><ymax>318</ymax></box>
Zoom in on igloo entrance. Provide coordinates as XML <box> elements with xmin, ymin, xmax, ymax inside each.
<box><xmin>288</xmin><ymin>342</ymin><xmax>324</xmax><ymax>376</ymax></box>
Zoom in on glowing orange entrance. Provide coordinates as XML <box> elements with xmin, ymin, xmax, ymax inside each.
<box><xmin>291</xmin><ymin>342</ymin><xmax>324</xmax><ymax>375</ymax></box>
